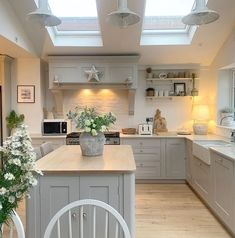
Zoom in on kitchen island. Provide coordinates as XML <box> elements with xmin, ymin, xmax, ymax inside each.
<box><xmin>26</xmin><ymin>145</ymin><xmax>136</xmax><ymax>238</ymax></box>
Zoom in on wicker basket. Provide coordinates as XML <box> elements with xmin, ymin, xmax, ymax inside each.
<box><xmin>122</xmin><ymin>128</ymin><xmax>136</xmax><ymax>134</ymax></box>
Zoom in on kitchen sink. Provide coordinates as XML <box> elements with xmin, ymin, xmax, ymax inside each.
<box><xmin>192</xmin><ymin>140</ymin><xmax>231</xmax><ymax>165</ymax></box>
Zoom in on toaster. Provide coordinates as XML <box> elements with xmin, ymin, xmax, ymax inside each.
<box><xmin>138</xmin><ymin>124</ymin><xmax>153</xmax><ymax>135</ymax></box>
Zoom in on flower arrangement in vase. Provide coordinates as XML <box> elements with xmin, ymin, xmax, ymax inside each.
<box><xmin>0</xmin><ymin>124</ymin><xmax>42</xmax><ymax>232</ymax></box>
<box><xmin>67</xmin><ymin>107</ymin><xmax>116</xmax><ymax>156</ymax></box>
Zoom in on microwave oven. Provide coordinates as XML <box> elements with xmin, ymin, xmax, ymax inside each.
<box><xmin>42</xmin><ymin>119</ymin><xmax>67</xmax><ymax>135</ymax></box>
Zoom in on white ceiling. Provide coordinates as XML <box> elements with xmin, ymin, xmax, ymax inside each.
<box><xmin>5</xmin><ymin>0</ymin><xmax>235</xmax><ymax>66</ymax></box>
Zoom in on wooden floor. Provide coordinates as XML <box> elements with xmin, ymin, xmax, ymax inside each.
<box><xmin>12</xmin><ymin>184</ymin><xmax>233</xmax><ymax>238</ymax></box>
<box><xmin>136</xmin><ymin>184</ymin><xmax>232</xmax><ymax>238</ymax></box>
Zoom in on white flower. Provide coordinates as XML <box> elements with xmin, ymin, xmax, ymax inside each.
<box><xmin>4</xmin><ymin>173</ymin><xmax>15</xmax><ymax>180</ymax></box>
<box><xmin>0</xmin><ymin>202</ymin><xmax>2</xmax><ymax>210</ymax></box>
<box><xmin>85</xmin><ymin>120</ymin><xmax>91</xmax><ymax>126</ymax></box>
<box><xmin>29</xmin><ymin>178</ymin><xmax>38</xmax><ymax>186</ymax></box>
<box><xmin>0</xmin><ymin>187</ymin><xmax>7</xmax><ymax>195</ymax></box>
<box><xmin>85</xmin><ymin>127</ymin><xmax>91</xmax><ymax>132</ymax></box>
<box><xmin>91</xmin><ymin>129</ymin><xmax>98</xmax><ymax>136</ymax></box>
<box><xmin>92</xmin><ymin>123</ymin><xmax>96</xmax><ymax>128</ymax></box>
<box><xmin>16</xmin><ymin>191</ymin><xmax>22</xmax><ymax>198</ymax></box>
<box><xmin>100</xmin><ymin>125</ymin><xmax>106</xmax><ymax>132</ymax></box>
<box><xmin>8</xmin><ymin>196</ymin><xmax>15</xmax><ymax>203</ymax></box>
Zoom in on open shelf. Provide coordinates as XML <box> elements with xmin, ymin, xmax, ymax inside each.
<box><xmin>145</xmin><ymin>96</ymin><xmax>192</xmax><ymax>100</ymax></box>
<box><xmin>146</xmin><ymin>77</ymin><xmax>195</xmax><ymax>82</ymax></box>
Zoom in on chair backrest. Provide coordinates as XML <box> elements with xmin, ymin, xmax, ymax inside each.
<box><xmin>40</xmin><ymin>142</ymin><xmax>54</xmax><ymax>156</ymax></box>
<box><xmin>44</xmin><ymin>199</ymin><xmax>131</xmax><ymax>238</ymax></box>
<box><xmin>1</xmin><ymin>211</ymin><xmax>25</xmax><ymax>238</ymax></box>
<box><xmin>34</xmin><ymin>146</ymin><xmax>43</xmax><ymax>160</ymax></box>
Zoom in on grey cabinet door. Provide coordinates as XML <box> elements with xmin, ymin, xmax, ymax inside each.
<box><xmin>40</xmin><ymin>176</ymin><xmax>80</xmax><ymax>238</ymax></box>
<box><xmin>192</xmin><ymin>156</ymin><xmax>210</xmax><ymax>203</ymax></box>
<box><xmin>212</xmin><ymin>152</ymin><xmax>234</xmax><ymax>229</ymax></box>
<box><xmin>185</xmin><ymin>140</ymin><xmax>193</xmax><ymax>185</ymax></box>
<box><xmin>166</xmin><ymin>139</ymin><xmax>186</xmax><ymax>179</ymax></box>
<box><xmin>80</xmin><ymin>175</ymin><xmax>120</xmax><ymax>238</ymax></box>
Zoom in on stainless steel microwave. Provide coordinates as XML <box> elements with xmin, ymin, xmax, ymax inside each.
<box><xmin>42</xmin><ymin>119</ymin><xmax>67</xmax><ymax>135</ymax></box>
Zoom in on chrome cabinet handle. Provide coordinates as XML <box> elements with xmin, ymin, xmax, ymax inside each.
<box><xmin>83</xmin><ymin>213</ymin><xmax>87</xmax><ymax>218</ymax></box>
<box><xmin>72</xmin><ymin>213</ymin><xmax>77</xmax><ymax>219</ymax></box>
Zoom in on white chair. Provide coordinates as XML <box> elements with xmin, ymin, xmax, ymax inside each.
<box><xmin>44</xmin><ymin>199</ymin><xmax>131</xmax><ymax>238</ymax></box>
<box><xmin>34</xmin><ymin>146</ymin><xmax>43</xmax><ymax>160</ymax></box>
<box><xmin>2</xmin><ymin>211</ymin><xmax>25</xmax><ymax>238</ymax></box>
<box><xmin>40</xmin><ymin>142</ymin><xmax>54</xmax><ymax>157</ymax></box>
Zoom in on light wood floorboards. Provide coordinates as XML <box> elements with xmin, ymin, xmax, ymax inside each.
<box><xmin>8</xmin><ymin>183</ymin><xmax>233</xmax><ymax>238</ymax></box>
<box><xmin>136</xmin><ymin>184</ymin><xmax>233</xmax><ymax>238</ymax></box>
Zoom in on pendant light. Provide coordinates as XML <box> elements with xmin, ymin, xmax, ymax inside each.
<box><xmin>182</xmin><ymin>0</ymin><xmax>219</xmax><ymax>25</ymax></box>
<box><xmin>27</xmin><ymin>0</ymin><xmax>61</xmax><ymax>27</ymax></box>
<box><xmin>107</xmin><ymin>0</ymin><xmax>140</xmax><ymax>28</ymax></box>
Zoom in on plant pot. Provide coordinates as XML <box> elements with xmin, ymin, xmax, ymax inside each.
<box><xmin>79</xmin><ymin>132</ymin><xmax>105</xmax><ymax>156</ymax></box>
<box><xmin>220</xmin><ymin>113</ymin><xmax>234</xmax><ymax>126</ymax></box>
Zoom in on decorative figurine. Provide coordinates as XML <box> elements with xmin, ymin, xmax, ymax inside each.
<box><xmin>153</xmin><ymin>109</ymin><xmax>168</xmax><ymax>134</ymax></box>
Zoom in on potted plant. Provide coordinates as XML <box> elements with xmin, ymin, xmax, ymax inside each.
<box><xmin>146</xmin><ymin>67</ymin><xmax>153</xmax><ymax>78</ymax></box>
<box><xmin>220</xmin><ymin>107</ymin><xmax>235</xmax><ymax>126</ymax></box>
<box><xmin>67</xmin><ymin>107</ymin><xmax>116</xmax><ymax>156</ymax></box>
<box><xmin>6</xmin><ymin>110</ymin><xmax>25</xmax><ymax>135</ymax></box>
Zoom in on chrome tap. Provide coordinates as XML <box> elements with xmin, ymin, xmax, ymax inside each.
<box><xmin>231</xmin><ymin>130</ymin><xmax>235</xmax><ymax>142</ymax></box>
<box><xmin>220</xmin><ymin>115</ymin><xmax>234</xmax><ymax>125</ymax></box>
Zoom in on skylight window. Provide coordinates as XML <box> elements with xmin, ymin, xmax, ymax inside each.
<box><xmin>141</xmin><ymin>0</ymin><xmax>197</xmax><ymax>45</ymax></box>
<box><xmin>46</xmin><ymin>0</ymin><xmax>102</xmax><ymax>47</ymax></box>
<box><xmin>143</xmin><ymin>0</ymin><xmax>195</xmax><ymax>31</ymax></box>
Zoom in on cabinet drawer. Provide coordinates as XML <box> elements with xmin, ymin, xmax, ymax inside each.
<box><xmin>133</xmin><ymin>147</ymin><xmax>160</xmax><ymax>154</ymax></box>
<box><xmin>122</xmin><ymin>138</ymin><xmax>161</xmax><ymax>147</ymax></box>
<box><xmin>215</xmin><ymin>155</ymin><xmax>233</xmax><ymax>169</ymax></box>
<box><xmin>135</xmin><ymin>154</ymin><xmax>161</xmax><ymax>162</ymax></box>
<box><xmin>136</xmin><ymin>161</ymin><xmax>161</xmax><ymax>179</ymax></box>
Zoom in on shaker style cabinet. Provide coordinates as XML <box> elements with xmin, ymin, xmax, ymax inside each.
<box><xmin>165</xmin><ymin>139</ymin><xmax>186</xmax><ymax>179</ymax></box>
<box><xmin>121</xmin><ymin>138</ymin><xmax>186</xmax><ymax>180</ymax></box>
<box><xmin>27</xmin><ymin>173</ymin><xmax>134</xmax><ymax>238</ymax></box>
<box><xmin>191</xmin><ymin>156</ymin><xmax>210</xmax><ymax>203</ymax></box>
<box><xmin>211</xmin><ymin>151</ymin><xmax>235</xmax><ymax>230</ymax></box>
<box><xmin>121</xmin><ymin>138</ymin><xmax>162</xmax><ymax>179</ymax></box>
<box><xmin>185</xmin><ymin>139</ymin><xmax>193</xmax><ymax>185</ymax></box>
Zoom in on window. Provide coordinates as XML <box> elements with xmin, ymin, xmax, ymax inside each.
<box><xmin>47</xmin><ymin>0</ymin><xmax>102</xmax><ymax>46</ymax></box>
<box><xmin>141</xmin><ymin>0</ymin><xmax>197</xmax><ymax>45</ymax></box>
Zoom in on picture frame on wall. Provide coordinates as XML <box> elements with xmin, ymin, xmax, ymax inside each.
<box><xmin>17</xmin><ymin>85</ymin><xmax>35</xmax><ymax>103</ymax></box>
<box><xmin>174</xmin><ymin>83</ymin><xmax>186</xmax><ymax>96</ymax></box>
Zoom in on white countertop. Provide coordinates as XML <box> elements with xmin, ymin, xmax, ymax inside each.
<box><xmin>210</xmin><ymin>146</ymin><xmax>235</xmax><ymax>161</ymax></box>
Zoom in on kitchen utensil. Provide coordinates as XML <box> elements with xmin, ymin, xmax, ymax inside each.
<box><xmin>138</xmin><ymin>124</ymin><xmax>153</xmax><ymax>135</ymax></box>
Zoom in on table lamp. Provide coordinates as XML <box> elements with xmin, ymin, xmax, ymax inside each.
<box><xmin>192</xmin><ymin>104</ymin><xmax>210</xmax><ymax>135</ymax></box>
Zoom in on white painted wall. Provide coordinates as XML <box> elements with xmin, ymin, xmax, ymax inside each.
<box><xmin>0</xmin><ymin>0</ymin><xmax>36</xmax><ymax>56</ymax></box>
<box><xmin>11</xmin><ymin>58</ymin><xmax>43</xmax><ymax>134</ymax></box>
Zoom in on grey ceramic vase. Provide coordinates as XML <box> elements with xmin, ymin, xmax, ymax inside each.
<box><xmin>79</xmin><ymin>132</ymin><xmax>105</xmax><ymax>156</ymax></box>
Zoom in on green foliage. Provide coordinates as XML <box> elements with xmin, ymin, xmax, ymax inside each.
<box><xmin>220</xmin><ymin>107</ymin><xmax>235</xmax><ymax>113</ymax></box>
<box><xmin>6</xmin><ymin>111</ymin><xmax>25</xmax><ymax>130</ymax></box>
<box><xmin>67</xmin><ymin>107</ymin><xmax>116</xmax><ymax>136</ymax></box>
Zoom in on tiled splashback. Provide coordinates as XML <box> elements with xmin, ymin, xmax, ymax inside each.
<box><xmin>63</xmin><ymin>89</ymin><xmax>130</xmax><ymax>130</ymax></box>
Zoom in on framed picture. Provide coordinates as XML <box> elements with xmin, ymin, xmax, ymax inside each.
<box><xmin>17</xmin><ymin>85</ymin><xmax>35</xmax><ymax>103</ymax></box>
<box><xmin>174</xmin><ymin>83</ymin><xmax>186</xmax><ymax>96</ymax></box>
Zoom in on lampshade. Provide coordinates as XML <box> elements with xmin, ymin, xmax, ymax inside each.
<box><xmin>182</xmin><ymin>0</ymin><xmax>219</xmax><ymax>25</ymax></box>
<box><xmin>27</xmin><ymin>0</ymin><xmax>61</xmax><ymax>27</ymax></box>
<box><xmin>192</xmin><ymin>104</ymin><xmax>210</xmax><ymax>121</ymax></box>
<box><xmin>107</xmin><ymin>0</ymin><xmax>140</xmax><ymax>28</ymax></box>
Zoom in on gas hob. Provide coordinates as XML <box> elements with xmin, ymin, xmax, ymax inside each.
<box><xmin>66</xmin><ymin>132</ymin><xmax>120</xmax><ymax>145</ymax></box>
